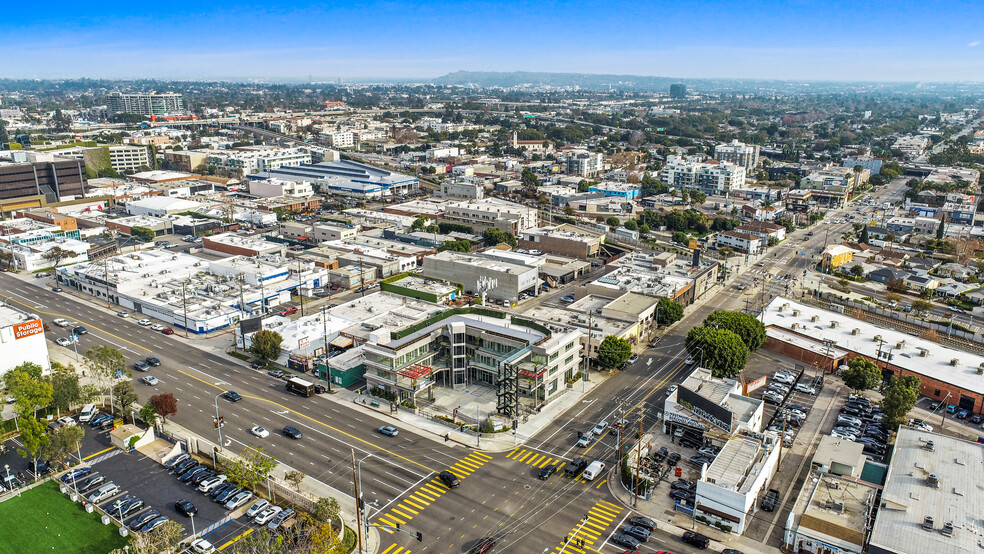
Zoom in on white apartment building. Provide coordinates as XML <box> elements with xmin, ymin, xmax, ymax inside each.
<box><xmin>660</xmin><ymin>155</ymin><xmax>746</xmax><ymax>195</ymax></box>
<box><xmin>443</xmin><ymin>198</ymin><xmax>539</xmax><ymax>234</ymax></box>
<box><xmin>715</xmin><ymin>231</ymin><xmax>761</xmax><ymax>254</ymax></box>
<box><xmin>714</xmin><ymin>140</ymin><xmax>760</xmax><ymax>171</ymax></box>
<box><xmin>567</xmin><ymin>150</ymin><xmax>604</xmax><ymax>178</ymax></box>
<box><xmin>893</xmin><ymin>135</ymin><xmax>932</xmax><ymax>157</ymax></box>
<box><xmin>322</xmin><ymin>131</ymin><xmax>355</xmax><ymax>148</ymax></box>
<box><xmin>206</xmin><ymin>147</ymin><xmax>312</xmax><ymax>175</ymax></box>
<box><xmin>108</xmin><ymin>145</ymin><xmax>152</xmax><ymax>172</ymax></box>
<box><xmin>108</xmin><ymin>92</ymin><xmax>185</xmax><ymax>116</ymax></box>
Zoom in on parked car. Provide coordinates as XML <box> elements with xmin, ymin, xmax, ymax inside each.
<box><xmin>612</xmin><ymin>533</ymin><xmax>641</xmax><ymax>549</ymax></box>
<box><xmin>175</xmin><ymin>499</ymin><xmax>198</xmax><ymax>516</ymax></box>
<box><xmin>267</xmin><ymin>508</ymin><xmax>295</xmax><ymax>530</ymax></box>
<box><xmin>190</xmin><ymin>538</ymin><xmax>216</xmax><ymax>554</ymax></box>
<box><xmin>254</xmin><ymin>506</ymin><xmax>283</xmax><ymax>525</ymax></box>
<box><xmin>246</xmin><ymin>499</ymin><xmax>270</xmax><ymax>518</ymax></box>
<box><xmin>682</xmin><ymin>531</ymin><xmax>710</xmax><ymax>549</ymax></box>
<box><xmin>624</xmin><ymin>525</ymin><xmax>650</xmax><ymax>542</ymax></box>
<box><xmin>139</xmin><ymin>516</ymin><xmax>169</xmax><ymax>533</ymax></box>
<box><xmin>165</xmin><ymin>453</ymin><xmax>189</xmax><ymax>469</ymax></box>
<box><xmin>762</xmin><ymin>489</ymin><xmax>780</xmax><ymax>512</ymax></box>
<box><xmin>628</xmin><ymin>516</ymin><xmax>657</xmax><ymax>531</ymax></box>
<box><xmin>377</xmin><ymin>426</ymin><xmax>399</xmax><ymax>437</ymax></box>
<box><xmin>225</xmin><ymin>491</ymin><xmax>254</xmax><ymax>510</ymax></box>
<box><xmin>795</xmin><ymin>383</ymin><xmax>817</xmax><ymax>395</ymax></box>
<box><xmin>128</xmin><ymin>510</ymin><xmax>160</xmax><ymax>531</ymax></box>
<box><xmin>137</xmin><ymin>319</ymin><xmax>152</xmax><ymax>326</ymax></box>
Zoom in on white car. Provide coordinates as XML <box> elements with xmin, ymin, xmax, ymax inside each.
<box><xmin>666</xmin><ymin>385</ymin><xmax>678</xmax><ymax>396</ymax></box>
<box><xmin>197</xmin><ymin>475</ymin><xmax>228</xmax><ymax>493</ymax></box>
<box><xmin>137</xmin><ymin>319</ymin><xmax>152</xmax><ymax>326</ymax></box>
<box><xmin>56</xmin><ymin>337</ymin><xmax>72</xmax><ymax>347</ymax></box>
<box><xmin>831</xmin><ymin>429</ymin><xmax>857</xmax><ymax>441</ymax></box>
<box><xmin>150</xmin><ymin>324</ymin><xmax>165</xmax><ymax>331</ymax></box>
<box><xmin>246</xmin><ymin>499</ymin><xmax>270</xmax><ymax>518</ymax></box>
<box><xmin>225</xmin><ymin>490</ymin><xmax>254</xmax><ymax>510</ymax></box>
<box><xmin>794</xmin><ymin>383</ymin><xmax>817</xmax><ymax>395</ymax></box>
<box><xmin>685</xmin><ymin>356</ymin><xmax>695</xmax><ymax>365</ymax></box>
<box><xmin>117</xmin><ymin>311</ymin><xmax>129</xmax><ymax>318</ymax></box>
<box><xmin>141</xmin><ymin>376</ymin><xmax>160</xmax><ymax>386</ymax></box>
<box><xmin>773</xmin><ymin>373</ymin><xmax>795</xmax><ymax>385</ymax></box>
<box><xmin>191</xmin><ymin>538</ymin><xmax>216</xmax><ymax>553</ymax></box>
<box><xmin>250</xmin><ymin>426</ymin><xmax>270</xmax><ymax>438</ymax></box>
<box><xmin>56</xmin><ymin>416</ymin><xmax>76</xmax><ymax>426</ymax></box>
<box><xmin>253</xmin><ymin>506</ymin><xmax>283</xmax><ymax>525</ymax></box>
<box><xmin>53</xmin><ymin>318</ymin><xmax>72</xmax><ymax>327</ymax></box>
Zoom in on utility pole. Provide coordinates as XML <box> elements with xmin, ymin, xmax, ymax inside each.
<box><xmin>352</xmin><ymin>449</ymin><xmax>364</xmax><ymax>554</ymax></box>
<box><xmin>297</xmin><ymin>260</ymin><xmax>305</xmax><ymax>316</ymax></box>
<box><xmin>182</xmin><ymin>281</ymin><xmax>189</xmax><ymax>338</ymax></box>
<box><xmin>633</xmin><ymin>417</ymin><xmax>642</xmax><ymax>507</ymax></box>
<box><xmin>321</xmin><ymin>304</ymin><xmax>332</xmax><ymax>392</ymax></box>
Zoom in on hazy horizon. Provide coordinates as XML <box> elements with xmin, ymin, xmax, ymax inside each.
<box><xmin>4</xmin><ymin>0</ymin><xmax>984</xmax><ymax>82</ymax></box>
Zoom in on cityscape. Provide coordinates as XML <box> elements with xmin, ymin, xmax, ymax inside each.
<box><xmin>2</xmin><ymin>3</ymin><xmax>984</xmax><ymax>554</ymax></box>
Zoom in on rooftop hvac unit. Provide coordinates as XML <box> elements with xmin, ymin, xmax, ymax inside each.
<box><xmin>830</xmin><ymin>321</ymin><xmax>839</xmax><ymax>328</ymax></box>
<box><xmin>897</xmin><ymin>340</ymin><xmax>906</xmax><ymax>349</ymax></box>
<box><xmin>942</xmin><ymin>521</ymin><xmax>954</xmax><ymax>537</ymax></box>
<box><xmin>923</xmin><ymin>516</ymin><xmax>934</xmax><ymax>531</ymax></box>
<box><xmin>873</xmin><ymin>335</ymin><xmax>882</xmax><ymax>342</ymax></box>
<box><xmin>811</xmin><ymin>315</ymin><xmax>819</xmax><ymax>322</ymax></box>
<box><xmin>950</xmin><ymin>358</ymin><xmax>959</xmax><ymax>366</ymax></box>
<box><xmin>791</xmin><ymin>323</ymin><xmax>799</xmax><ymax>330</ymax></box>
<box><xmin>792</xmin><ymin>310</ymin><xmax>800</xmax><ymax>316</ymax></box>
<box><xmin>924</xmin><ymin>440</ymin><xmax>936</xmax><ymax>452</ymax></box>
<box><xmin>827</xmin><ymin>500</ymin><xmax>845</xmax><ymax>514</ymax></box>
<box><xmin>927</xmin><ymin>473</ymin><xmax>940</xmax><ymax>488</ymax></box>
<box><xmin>918</xmin><ymin>348</ymin><xmax>929</xmax><ymax>357</ymax></box>
<box><xmin>829</xmin><ymin>481</ymin><xmax>840</xmax><ymax>490</ymax></box>
<box><xmin>851</xmin><ymin>328</ymin><xmax>860</xmax><ymax>335</ymax></box>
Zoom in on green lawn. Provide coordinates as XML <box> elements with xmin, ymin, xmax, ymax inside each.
<box><xmin>0</xmin><ymin>480</ymin><xmax>128</xmax><ymax>554</ymax></box>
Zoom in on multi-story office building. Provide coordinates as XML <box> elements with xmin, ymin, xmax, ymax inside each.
<box><xmin>423</xmin><ymin>251</ymin><xmax>540</xmax><ymax>302</ymax></box>
<box><xmin>841</xmin><ymin>155</ymin><xmax>883</xmax><ymax>175</ymax></box>
<box><xmin>714</xmin><ymin>140</ymin><xmax>760</xmax><ymax>171</ymax></box>
<box><xmin>669</xmin><ymin>84</ymin><xmax>687</xmax><ymax>98</ymax></box>
<box><xmin>798</xmin><ymin>166</ymin><xmax>867</xmax><ymax>208</ymax></box>
<box><xmin>322</xmin><ymin>131</ymin><xmax>355</xmax><ymax>148</ymax></box>
<box><xmin>566</xmin><ymin>150</ymin><xmax>604</xmax><ymax>178</ymax></box>
<box><xmin>206</xmin><ymin>147</ymin><xmax>312</xmax><ymax>175</ymax></box>
<box><xmin>442</xmin><ymin>198</ymin><xmax>538</xmax><ymax>235</ymax></box>
<box><xmin>0</xmin><ymin>151</ymin><xmax>88</xmax><ymax>208</ymax></box>
<box><xmin>107</xmin><ymin>145</ymin><xmax>151</xmax><ymax>173</ymax></box>
<box><xmin>108</xmin><ymin>92</ymin><xmax>185</xmax><ymax>116</ymax></box>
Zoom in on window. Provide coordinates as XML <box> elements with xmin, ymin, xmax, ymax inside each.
<box><xmin>566</xmin><ymin>342</ymin><xmax>576</xmax><ymax>352</ymax></box>
<box><xmin>934</xmin><ymin>389</ymin><xmax>941</xmax><ymax>397</ymax></box>
<box><xmin>565</xmin><ymin>355</ymin><xmax>574</xmax><ymax>366</ymax></box>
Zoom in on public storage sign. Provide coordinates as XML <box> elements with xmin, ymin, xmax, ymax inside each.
<box><xmin>13</xmin><ymin>319</ymin><xmax>43</xmax><ymax>339</ymax></box>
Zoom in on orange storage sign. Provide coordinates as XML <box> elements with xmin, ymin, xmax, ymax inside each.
<box><xmin>13</xmin><ymin>319</ymin><xmax>43</xmax><ymax>340</ymax></box>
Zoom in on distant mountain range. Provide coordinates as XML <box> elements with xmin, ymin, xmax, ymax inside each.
<box><xmin>432</xmin><ymin>70</ymin><xmax>680</xmax><ymax>90</ymax></box>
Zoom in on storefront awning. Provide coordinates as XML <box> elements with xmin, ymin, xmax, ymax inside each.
<box><xmin>330</xmin><ymin>337</ymin><xmax>353</xmax><ymax>348</ymax></box>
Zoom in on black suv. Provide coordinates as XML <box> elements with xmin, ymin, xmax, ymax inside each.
<box><xmin>537</xmin><ymin>465</ymin><xmax>557</xmax><ymax>480</ymax></box>
<box><xmin>439</xmin><ymin>470</ymin><xmax>460</xmax><ymax>489</ymax></box>
<box><xmin>762</xmin><ymin>488</ymin><xmax>780</xmax><ymax>512</ymax></box>
<box><xmin>682</xmin><ymin>531</ymin><xmax>710</xmax><ymax>549</ymax></box>
<box><xmin>666</xmin><ymin>452</ymin><xmax>681</xmax><ymax>466</ymax></box>
<box><xmin>223</xmin><ymin>391</ymin><xmax>243</xmax><ymax>402</ymax></box>
<box><xmin>283</xmin><ymin>425</ymin><xmax>302</xmax><ymax>439</ymax></box>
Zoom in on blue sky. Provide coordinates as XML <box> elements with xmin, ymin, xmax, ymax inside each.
<box><xmin>3</xmin><ymin>0</ymin><xmax>983</xmax><ymax>81</ymax></box>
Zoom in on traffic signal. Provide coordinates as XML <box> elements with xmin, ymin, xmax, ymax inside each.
<box><xmin>416</xmin><ymin>532</ymin><xmax>423</xmax><ymax>542</ymax></box>
<box><xmin>395</xmin><ymin>523</ymin><xmax>401</xmax><ymax>531</ymax></box>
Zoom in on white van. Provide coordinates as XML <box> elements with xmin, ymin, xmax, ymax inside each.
<box><xmin>582</xmin><ymin>460</ymin><xmax>606</xmax><ymax>481</ymax></box>
<box><xmin>79</xmin><ymin>404</ymin><xmax>97</xmax><ymax>422</ymax></box>
<box><xmin>88</xmin><ymin>482</ymin><xmax>120</xmax><ymax>502</ymax></box>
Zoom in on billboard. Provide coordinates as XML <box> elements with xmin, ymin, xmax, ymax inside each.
<box><xmin>745</xmin><ymin>375</ymin><xmax>767</xmax><ymax>394</ymax></box>
<box><xmin>677</xmin><ymin>386</ymin><xmax>733</xmax><ymax>433</ymax></box>
<box><xmin>239</xmin><ymin>316</ymin><xmax>263</xmax><ymax>336</ymax></box>
<box><xmin>13</xmin><ymin>319</ymin><xmax>44</xmax><ymax>340</ymax></box>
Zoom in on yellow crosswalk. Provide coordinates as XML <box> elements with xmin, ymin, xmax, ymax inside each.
<box><xmin>506</xmin><ymin>447</ymin><xmax>567</xmax><ymax>469</ymax></box>
<box><xmin>380</xmin><ymin>545</ymin><xmax>414</xmax><ymax>554</ymax></box>
<box><xmin>550</xmin><ymin>500</ymin><xmax>623</xmax><ymax>554</ymax></box>
<box><xmin>374</xmin><ymin>451</ymin><xmax>493</xmax><ymax>534</ymax></box>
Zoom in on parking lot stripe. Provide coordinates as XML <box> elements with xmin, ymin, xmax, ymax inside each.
<box><xmin>82</xmin><ymin>446</ymin><xmax>116</xmax><ymax>461</ymax></box>
<box><xmin>217</xmin><ymin>527</ymin><xmax>253</xmax><ymax>551</ymax></box>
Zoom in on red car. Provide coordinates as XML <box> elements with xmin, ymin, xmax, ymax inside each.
<box><xmin>161</xmin><ymin>328</ymin><xmax>174</xmax><ymax>335</ymax></box>
<box><xmin>280</xmin><ymin>307</ymin><xmax>298</xmax><ymax>316</ymax></box>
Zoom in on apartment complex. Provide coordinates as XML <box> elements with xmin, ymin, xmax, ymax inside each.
<box><xmin>566</xmin><ymin>150</ymin><xmax>604</xmax><ymax>178</ymax></box>
<box><xmin>714</xmin><ymin>140</ymin><xmax>760</xmax><ymax>171</ymax></box>
<box><xmin>206</xmin><ymin>147</ymin><xmax>312</xmax><ymax>175</ymax></box>
<box><xmin>442</xmin><ymin>198</ymin><xmax>539</xmax><ymax>235</ymax></box>
<box><xmin>659</xmin><ymin>155</ymin><xmax>746</xmax><ymax>195</ymax></box>
<box><xmin>108</xmin><ymin>92</ymin><xmax>185</xmax><ymax>116</ymax></box>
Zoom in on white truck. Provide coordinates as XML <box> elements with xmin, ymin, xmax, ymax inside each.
<box><xmin>582</xmin><ymin>460</ymin><xmax>606</xmax><ymax>481</ymax></box>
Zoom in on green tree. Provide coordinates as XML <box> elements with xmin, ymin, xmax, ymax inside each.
<box><xmin>111</xmin><ymin>520</ymin><xmax>185</xmax><ymax>554</ymax></box>
<box><xmin>520</xmin><ymin>169</ymin><xmax>540</xmax><ymax>188</ymax></box>
<box><xmin>638</xmin><ymin>224</ymin><xmax>650</xmax><ymax>235</ymax></box>
<box><xmin>936</xmin><ymin>219</ymin><xmax>945</xmax><ymax>240</ymax></box>
<box><xmin>656</xmin><ymin>298</ymin><xmax>684</xmax><ymax>325</ymax></box>
<box><xmin>850</xmin><ymin>265</ymin><xmax>864</xmax><ymax>277</ymax></box>
<box><xmin>410</xmin><ymin>215</ymin><xmax>428</xmax><ymax>232</ymax></box>
<box><xmin>881</xmin><ymin>375</ymin><xmax>921</xmax><ymax>432</ymax></box>
<box><xmin>113</xmin><ymin>380</ymin><xmax>139</xmax><ymax>419</ymax></box>
<box><xmin>41</xmin><ymin>246</ymin><xmax>76</xmax><ymax>269</ymax></box>
<box><xmin>563</xmin><ymin>204</ymin><xmax>575</xmax><ymax>216</ymax></box>
<box><xmin>671</xmin><ymin>231</ymin><xmax>688</xmax><ymax>244</ymax></box>
<box><xmin>482</xmin><ymin>228</ymin><xmax>517</xmax><ymax>247</ymax></box>
<box><xmin>606</xmin><ymin>216</ymin><xmax>620</xmax><ymax>228</ymax></box>
<box><xmin>596</xmin><ymin>335</ymin><xmax>632</xmax><ymax>370</ymax></box>
<box><xmin>130</xmin><ymin>226</ymin><xmax>156</xmax><ymax>242</ymax></box>
<box><xmin>50</xmin><ymin>368</ymin><xmax>82</xmax><ymax>415</ymax></box>
<box><xmin>313</xmin><ymin>497</ymin><xmax>342</xmax><ymax>528</ymax></box>
<box><xmin>841</xmin><ymin>357</ymin><xmax>882</xmax><ymax>394</ymax></box>
<box><xmin>859</xmin><ymin>225</ymin><xmax>870</xmax><ymax>244</ymax></box>
<box><xmin>886</xmin><ymin>278</ymin><xmax>907</xmax><ymax>293</ymax></box>
<box><xmin>250</xmin><ymin>329</ymin><xmax>284</xmax><ymax>361</ymax></box>
<box><xmin>911</xmin><ymin>299</ymin><xmax>934</xmax><ymax>315</ymax></box>
<box><xmin>139</xmin><ymin>402</ymin><xmax>159</xmax><ymax>425</ymax></box>
<box><xmin>226</xmin><ymin>445</ymin><xmax>278</xmax><ymax>489</ymax></box>
<box><xmin>284</xmin><ymin>469</ymin><xmax>306</xmax><ymax>492</ymax></box>
<box><xmin>16</xmin><ymin>416</ymin><xmax>50</xmax><ymax>467</ymax></box>
<box><xmin>623</xmin><ymin>220</ymin><xmax>638</xmax><ymax>231</ymax></box>
<box><xmin>41</xmin><ymin>424</ymin><xmax>84</xmax><ymax>468</ymax></box>
<box><xmin>84</xmin><ymin>345</ymin><xmax>128</xmax><ymax>414</ymax></box>
<box><xmin>685</xmin><ymin>326</ymin><xmax>749</xmax><ymax>378</ymax></box>
<box><xmin>703</xmin><ymin>311</ymin><xmax>766</xmax><ymax>351</ymax></box>
<box><xmin>439</xmin><ymin>239</ymin><xmax>473</xmax><ymax>252</ymax></box>
<box><xmin>4</xmin><ymin>362</ymin><xmax>53</xmax><ymax>418</ymax></box>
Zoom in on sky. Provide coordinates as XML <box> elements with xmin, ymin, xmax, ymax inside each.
<box><xmin>3</xmin><ymin>0</ymin><xmax>984</xmax><ymax>82</ymax></box>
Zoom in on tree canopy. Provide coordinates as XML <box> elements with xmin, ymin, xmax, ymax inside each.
<box><xmin>250</xmin><ymin>329</ymin><xmax>283</xmax><ymax>361</ymax></box>
<box><xmin>596</xmin><ymin>335</ymin><xmax>632</xmax><ymax>370</ymax></box>
<box><xmin>149</xmin><ymin>392</ymin><xmax>178</xmax><ymax>422</ymax></box>
<box><xmin>881</xmin><ymin>375</ymin><xmax>921</xmax><ymax>432</ymax></box>
<box><xmin>656</xmin><ymin>298</ymin><xmax>684</xmax><ymax>325</ymax></box>
<box><xmin>840</xmin><ymin>357</ymin><xmax>882</xmax><ymax>394</ymax></box>
<box><xmin>226</xmin><ymin>445</ymin><xmax>277</xmax><ymax>489</ymax></box>
<box><xmin>702</xmin><ymin>311</ymin><xmax>765</xmax><ymax>351</ymax></box>
<box><xmin>482</xmin><ymin>228</ymin><xmax>517</xmax><ymax>248</ymax></box>
<box><xmin>685</xmin><ymin>326</ymin><xmax>749</xmax><ymax>378</ymax></box>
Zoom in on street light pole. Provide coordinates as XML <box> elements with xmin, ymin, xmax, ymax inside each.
<box><xmin>213</xmin><ymin>392</ymin><xmax>226</xmax><ymax>450</ymax></box>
